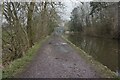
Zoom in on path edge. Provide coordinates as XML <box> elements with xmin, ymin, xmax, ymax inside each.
<box><xmin>2</xmin><ymin>36</ymin><xmax>50</xmax><ymax>78</ymax></box>
<box><xmin>61</xmin><ymin>35</ymin><xmax>118</xmax><ymax>78</ymax></box>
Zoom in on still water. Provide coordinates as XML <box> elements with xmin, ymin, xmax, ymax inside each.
<box><xmin>67</xmin><ymin>34</ymin><xmax>118</xmax><ymax>73</ymax></box>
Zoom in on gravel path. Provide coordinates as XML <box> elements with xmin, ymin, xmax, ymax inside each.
<box><xmin>16</xmin><ymin>36</ymin><xmax>101</xmax><ymax>78</ymax></box>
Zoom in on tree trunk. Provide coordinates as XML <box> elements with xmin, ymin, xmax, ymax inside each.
<box><xmin>27</xmin><ymin>2</ymin><xmax>35</xmax><ymax>47</ymax></box>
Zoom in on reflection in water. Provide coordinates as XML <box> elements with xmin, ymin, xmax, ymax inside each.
<box><xmin>68</xmin><ymin>34</ymin><xmax>118</xmax><ymax>72</ymax></box>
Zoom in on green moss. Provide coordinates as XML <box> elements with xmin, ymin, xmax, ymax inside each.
<box><xmin>2</xmin><ymin>36</ymin><xmax>50</xmax><ymax>78</ymax></box>
<box><xmin>62</xmin><ymin>36</ymin><xmax>118</xmax><ymax>78</ymax></box>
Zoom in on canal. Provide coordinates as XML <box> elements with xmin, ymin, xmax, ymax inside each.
<box><xmin>67</xmin><ymin>34</ymin><xmax>118</xmax><ymax>73</ymax></box>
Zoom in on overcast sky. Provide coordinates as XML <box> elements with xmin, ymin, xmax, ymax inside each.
<box><xmin>59</xmin><ymin>0</ymin><xmax>120</xmax><ymax>20</ymax></box>
<box><xmin>62</xmin><ymin>0</ymin><xmax>79</xmax><ymax>20</ymax></box>
<box><xmin>61</xmin><ymin>0</ymin><xmax>93</xmax><ymax>20</ymax></box>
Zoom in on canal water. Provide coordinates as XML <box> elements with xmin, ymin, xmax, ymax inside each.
<box><xmin>67</xmin><ymin>34</ymin><xmax>118</xmax><ymax>73</ymax></box>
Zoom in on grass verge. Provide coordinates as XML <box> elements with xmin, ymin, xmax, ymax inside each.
<box><xmin>62</xmin><ymin>35</ymin><xmax>118</xmax><ymax>78</ymax></box>
<box><xmin>2</xmin><ymin>36</ymin><xmax>50</xmax><ymax>78</ymax></box>
<box><xmin>0</xmin><ymin>68</ymin><xmax>2</xmax><ymax>80</ymax></box>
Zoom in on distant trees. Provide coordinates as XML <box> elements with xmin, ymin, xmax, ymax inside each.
<box><xmin>2</xmin><ymin>1</ymin><xmax>62</xmax><ymax>66</ymax></box>
<box><xmin>68</xmin><ymin>2</ymin><xmax>118</xmax><ymax>39</ymax></box>
<box><xmin>70</xmin><ymin>8</ymin><xmax>83</xmax><ymax>32</ymax></box>
<box><xmin>89</xmin><ymin>2</ymin><xmax>118</xmax><ymax>38</ymax></box>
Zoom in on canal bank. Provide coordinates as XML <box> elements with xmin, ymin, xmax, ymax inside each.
<box><xmin>12</xmin><ymin>35</ymin><xmax>111</xmax><ymax>78</ymax></box>
<box><xmin>62</xmin><ymin>35</ymin><xmax>117</xmax><ymax>78</ymax></box>
<box><xmin>67</xmin><ymin>34</ymin><xmax>118</xmax><ymax>72</ymax></box>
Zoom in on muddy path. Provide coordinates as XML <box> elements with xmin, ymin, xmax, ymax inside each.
<box><xmin>16</xmin><ymin>35</ymin><xmax>102</xmax><ymax>78</ymax></box>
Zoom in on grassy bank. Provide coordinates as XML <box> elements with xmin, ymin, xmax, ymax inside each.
<box><xmin>62</xmin><ymin>35</ymin><xmax>118</xmax><ymax>78</ymax></box>
<box><xmin>0</xmin><ymin>57</ymin><xmax>2</xmax><ymax>79</ymax></box>
<box><xmin>0</xmin><ymin>68</ymin><xmax>2</xmax><ymax>80</ymax></box>
<box><xmin>2</xmin><ymin>36</ymin><xmax>50</xmax><ymax>78</ymax></box>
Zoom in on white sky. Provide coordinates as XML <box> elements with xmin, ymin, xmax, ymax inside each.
<box><xmin>62</xmin><ymin>0</ymin><xmax>78</xmax><ymax>20</ymax></box>
<box><xmin>60</xmin><ymin>0</ymin><xmax>94</xmax><ymax>20</ymax></box>
<box><xmin>60</xmin><ymin>0</ymin><xmax>120</xmax><ymax>20</ymax></box>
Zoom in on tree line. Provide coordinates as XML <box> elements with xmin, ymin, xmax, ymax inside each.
<box><xmin>67</xmin><ymin>2</ymin><xmax>119</xmax><ymax>39</ymax></box>
<box><xmin>2</xmin><ymin>1</ymin><xmax>62</xmax><ymax>66</ymax></box>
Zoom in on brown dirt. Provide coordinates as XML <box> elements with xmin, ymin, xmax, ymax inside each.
<box><xmin>16</xmin><ymin>36</ymin><xmax>102</xmax><ymax>78</ymax></box>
